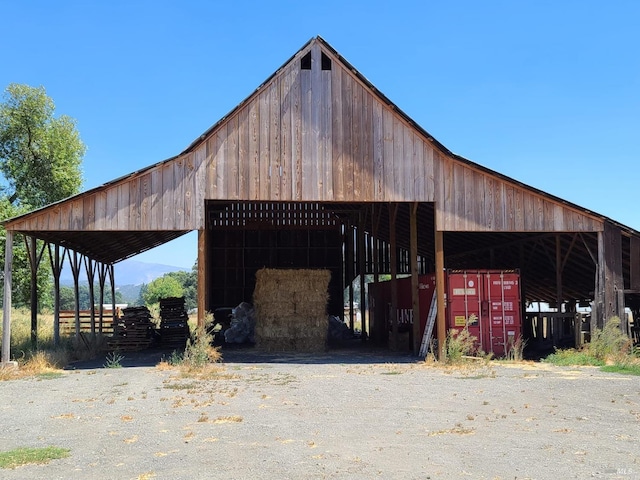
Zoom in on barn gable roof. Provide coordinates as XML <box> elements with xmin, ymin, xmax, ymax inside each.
<box><xmin>2</xmin><ymin>36</ymin><xmax>638</xmax><ymax>266</ymax></box>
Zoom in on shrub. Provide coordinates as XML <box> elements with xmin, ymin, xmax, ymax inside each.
<box><xmin>445</xmin><ymin>328</ymin><xmax>477</xmax><ymax>363</ymax></box>
<box><xmin>182</xmin><ymin>326</ymin><xmax>221</xmax><ymax>368</ymax></box>
<box><xmin>587</xmin><ymin>316</ymin><xmax>631</xmax><ymax>362</ymax></box>
<box><xmin>169</xmin><ymin>313</ymin><xmax>221</xmax><ymax>372</ymax></box>
<box><xmin>544</xmin><ymin>348</ymin><xmax>604</xmax><ymax>367</ymax></box>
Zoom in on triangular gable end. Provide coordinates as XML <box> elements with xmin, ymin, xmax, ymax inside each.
<box><xmin>5</xmin><ymin>36</ymin><xmax>604</xmax><ymax>235</ymax></box>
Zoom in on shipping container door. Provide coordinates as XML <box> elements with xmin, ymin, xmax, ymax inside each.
<box><xmin>447</xmin><ymin>271</ymin><xmax>484</xmax><ymax>352</ymax></box>
<box><xmin>483</xmin><ymin>271</ymin><xmax>521</xmax><ymax>357</ymax></box>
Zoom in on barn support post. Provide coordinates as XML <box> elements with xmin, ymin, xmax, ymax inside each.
<box><xmin>357</xmin><ymin>211</ymin><xmax>367</xmax><ymax>341</ymax></box>
<box><xmin>593</xmin><ymin>232</ymin><xmax>603</xmax><ymax>332</ymax></box>
<box><xmin>631</xmin><ymin>236</ymin><xmax>640</xmax><ymax>292</ymax></box>
<box><xmin>2</xmin><ymin>230</ymin><xmax>14</xmax><ymax>364</ymax></box>
<box><xmin>594</xmin><ymin>222</ymin><xmax>624</xmax><ymax>331</ymax></box>
<box><xmin>345</xmin><ymin>220</ymin><xmax>355</xmax><ymax>331</ymax></box>
<box><xmin>108</xmin><ymin>264</ymin><xmax>116</xmax><ymax>325</ymax></box>
<box><xmin>410</xmin><ymin>203</ymin><xmax>420</xmax><ymax>355</ymax></box>
<box><xmin>555</xmin><ymin>235</ymin><xmax>563</xmax><ymax>342</ymax></box>
<box><xmin>197</xmin><ymin>229</ymin><xmax>209</xmax><ymax>329</ymax></box>
<box><xmin>67</xmin><ymin>251</ymin><xmax>83</xmax><ymax>335</ymax></box>
<box><xmin>371</xmin><ymin>204</ymin><xmax>382</xmax><ymax>342</ymax></box>
<box><xmin>98</xmin><ymin>263</ymin><xmax>109</xmax><ymax>333</ymax></box>
<box><xmin>389</xmin><ymin>203</ymin><xmax>399</xmax><ymax>350</ymax></box>
<box><xmin>48</xmin><ymin>244</ymin><xmax>64</xmax><ymax>346</ymax></box>
<box><xmin>435</xmin><ymin>229</ymin><xmax>446</xmax><ymax>361</ymax></box>
<box><xmin>24</xmin><ymin>236</ymin><xmax>41</xmax><ymax>347</ymax></box>
<box><xmin>84</xmin><ymin>257</ymin><xmax>97</xmax><ymax>335</ymax></box>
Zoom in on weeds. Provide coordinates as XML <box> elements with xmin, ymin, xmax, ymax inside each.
<box><xmin>445</xmin><ymin>328</ymin><xmax>477</xmax><ymax>364</ymax></box>
<box><xmin>158</xmin><ymin>313</ymin><xmax>222</xmax><ymax>376</ymax></box>
<box><xmin>544</xmin><ymin>317</ymin><xmax>640</xmax><ymax>375</ymax></box>
<box><xmin>505</xmin><ymin>336</ymin><xmax>527</xmax><ymax>362</ymax></box>
<box><xmin>103</xmin><ymin>351</ymin><xmax>125</xmax><ymax>368</ymax></box>
<box><xmin>0</xmin><ymin>446</ymin><xmax>70</xmax><ymax>469</ymax></box>
<box><xmin>182</xmin><ymin>325</ymin><xmax>221</xmax><ymax>369</ymax></box>
<box><xmin>588</xmin><ymin>316</ymin><xmax>632</xmax><ymax>362</ymax></box>
<box><xmin>544</xmin><ymin>348</ymin><xmax>605</xmax><ymax>366</ymax></box>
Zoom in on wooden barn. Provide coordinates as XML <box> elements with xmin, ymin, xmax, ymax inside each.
<box><xmin>2</xmin><ymin>36</ymin><xmax>640</xmax><ymax>361</ymax></box>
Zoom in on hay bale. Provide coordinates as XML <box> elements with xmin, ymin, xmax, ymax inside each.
<box><xmin>253</xmin><ymin>268</ymin><xmax>331</xmax><ymax>352</ymax></box>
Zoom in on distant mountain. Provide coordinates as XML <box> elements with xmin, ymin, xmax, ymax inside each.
<box><xmin>60</xmin><ymin>259</ymin><xmax>190</xmax><ymax>286</ymax></box>
<box><xmin>116</xmin><ymin>283</ymin><xmax>143</xmax><ymax>305</ymax></box>
<box><xmin>114</xmin><ymin>260</ymin><xmax>190</xmax><ymax>285</ymax></box>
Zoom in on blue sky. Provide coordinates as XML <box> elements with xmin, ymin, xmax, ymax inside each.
<box><xmin>2</xmin><ymin>0</ymin><xmax>639</xmax><ymax>269</ymax></box>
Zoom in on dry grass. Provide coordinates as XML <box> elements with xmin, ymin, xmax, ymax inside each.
<box><xmin>212</xmin><ymin>415</ymin><xmax>243</xmax><ymax>424</ymax></box>
<box><xmin>0</xmin><ymin>349</ymin><xmax>70</xmax><ymax>381</ymax></box>
<box><xmin>1</xmin><ymin>308</ymin><xmax>56</xmax><ymax>352</ymax></box>
<box><xmin>0</xmin><ymin>308</ymin><xmax>111</xmax><ymax>380</ymax></box>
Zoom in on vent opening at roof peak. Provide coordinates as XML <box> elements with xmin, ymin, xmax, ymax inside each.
<box><xmin>300</xmin><ymin>50</ymin><xmax>332</xmax><ymax>71</ymax></box>
<box><xmin>321</xmin><ymin>52</ymin><xmax>331</xmax><ymax>70</ymax></box>
<box><xmin>301</xmin><ymin>51</ymin><xmax>311</xmax><ymax>70</ymax></box>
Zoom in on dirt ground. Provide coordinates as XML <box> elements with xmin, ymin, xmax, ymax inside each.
<box><xmin>0</xmin><ymin>347</ymin><xmax>639</xmax><ymax>480</ymax></box>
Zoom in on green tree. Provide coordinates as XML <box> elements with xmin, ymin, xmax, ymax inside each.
<box><xmin>140</xmin><ymin>276</ymin><xmax>184</xmax><ymax>307</ymax></box>
<box><xmin>58</xmin><ymin>284</ymin><xmax>124</xmax><ymax>310</ymax></box>
<box><xmin>58</xmin><ymin>285</ymin><xmax>76</xmax><ymax>310</ymax></box>
<box><xmin>0</xmin><ymin>84</ymin><xmax>85</xmax><ymax>310</ymax></box>
<box><xmin>166</xmin><ymin>264</ymin><xmax>197</xmax><ymax>311</ymax></box>
<box><xmin>0</xmin><ymin>84</ymin><xmax>84</xmax><ymax>208</ymax></box>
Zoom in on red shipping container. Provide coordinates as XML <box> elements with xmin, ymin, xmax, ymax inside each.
<box><xmin>447</xmin><ymin>270</ymin><xmax>522</xmax><ymax>357</ymax></box>
<box><xmin>368</xmin><ymin>275</ymin><xmax>436</xmax><ymax>339</ymax></box>
<box><xmin>483</xmin><ymin>270</ymin><xmax>521</xmax><ymax>357</ymax></box>
<box><xmin>369</xmin><ymin>270</ymin><xmax>521</xmax><ymax>357</ymax></box>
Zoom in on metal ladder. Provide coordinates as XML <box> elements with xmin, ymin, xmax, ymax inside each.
<box><xmin>419</xmin><ymin>289</ymin><xmax>438</xmax><ymax>358</ymax></box>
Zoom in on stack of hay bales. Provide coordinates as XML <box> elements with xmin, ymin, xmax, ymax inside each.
<box><xmin>253</xmin><ymin>268</ymin><xmax>330</xmax><ymax>352</ymax></box>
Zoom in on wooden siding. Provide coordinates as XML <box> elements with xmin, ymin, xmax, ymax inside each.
<box><xmin>4</xmin><ymin>39</ymin><xmax>603</xmax><ymax>234</ymax></box>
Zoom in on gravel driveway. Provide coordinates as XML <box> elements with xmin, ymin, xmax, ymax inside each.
<box><xmin>0</xmin><ymin>348</ymin><xmax>638</xmax><ymax>480</ymax></box>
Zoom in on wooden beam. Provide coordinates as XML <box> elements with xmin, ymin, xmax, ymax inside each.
<box><xmin>631</xmin><ymin>236</ymin><xmax>640</xmax><ymax>291</ymax></box>
<box><xmin>25</xmin><ymin>236</ymin><xmax>39</xmax><ymax>347</ymax></box>
<box><xmin>389</xmin><ymin>203</ymin><xmax>399</xmax><ymax>350</ymax></box>
<box><xmin>446</xmin><ymin>233</ymin><xmax>555</xmax><ymax>261</ymax></box>
<box><xmin>97</xmin><ymin>262</ymin><xmax>110</xmax><ymax>334</ymax></box>
<box><xmin>594</xmin><ymin>222</ymin><xmax>624</xmax><ymax>330</ymax></box>
<box><xmin>371</xmin><ymin>204</ymin><xmax>382</xmax><ymax>342</ymax></box>
<box><xmin>603</xmin><ymin>222</ymin><xmax>624</xmax><ymax>323</ymax></box>
<box><xmin>358</xmin><ymin>211</ymin><xmax>367</xmax><ymax>340</ymax></box>
<box><xmin>84</xmin><ymin>257</ymin><xmax>97</xmax><ymax>335</ymax></box>
<box><xmin>560</xmin><ymin>234</ymin><xmax>578</xmax><ymax>273</ymax></box>
<box><xmin>410</xmin><ymin>203</ymin><xmax>420</xmax><ymax>355</ymax></box>
<box><xmin>579</xmin><ymin>232</ymin><xmax>597</xmax><ymax>265</ymax></box>
<box><xmin>66</xmin><ymin>250</ymin><xmax>83</xmax><ymax>335</ymax></box>
<box><xmin>556</xmin><ymin>235</ymin><xmax>563</xmax><ymax>314</ymax></box>
<box><xmin>435</xmin><ymin>229</ymin><xmax>446</xmax><ymax>360</ymax></box>
<box><xmin>2</xmin><ymin>230</ymin><xmax>13</xmax><ymax>364</ymax></box>
<box><xmin>593</xmin><ymin>230</ymin><xmax>604</xmax><ymax>331</ymax></box>
<box><xmin>48</xmin><ymin>243</ymin><xmax>65</xmax><ymax>346</ymax></box>
<box><xmin>346</xmin><ymin>221</ymin><xmax>354</xmax><ymax>331</ymax></box>
<box><xmin>109</xmin><ymin>264</ymin><xmax>116</xmax><ymax>330</ymax></box>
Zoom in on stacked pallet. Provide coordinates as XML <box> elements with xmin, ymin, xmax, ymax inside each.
<box><xmin>159</xmin><ymin>297</ymin><xmax>190</xmax><ymax>348</ymax></box>
<box><xmin>108</xmin><ymin>306</ymin><xmax>154</xmax><ymax>351</ymax></box>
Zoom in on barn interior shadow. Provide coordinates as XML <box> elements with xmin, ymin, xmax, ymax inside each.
<box><xmin>64</xmin><ymin>341</ymin><xmax>420</xmax><ymax>370</ymax></box>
